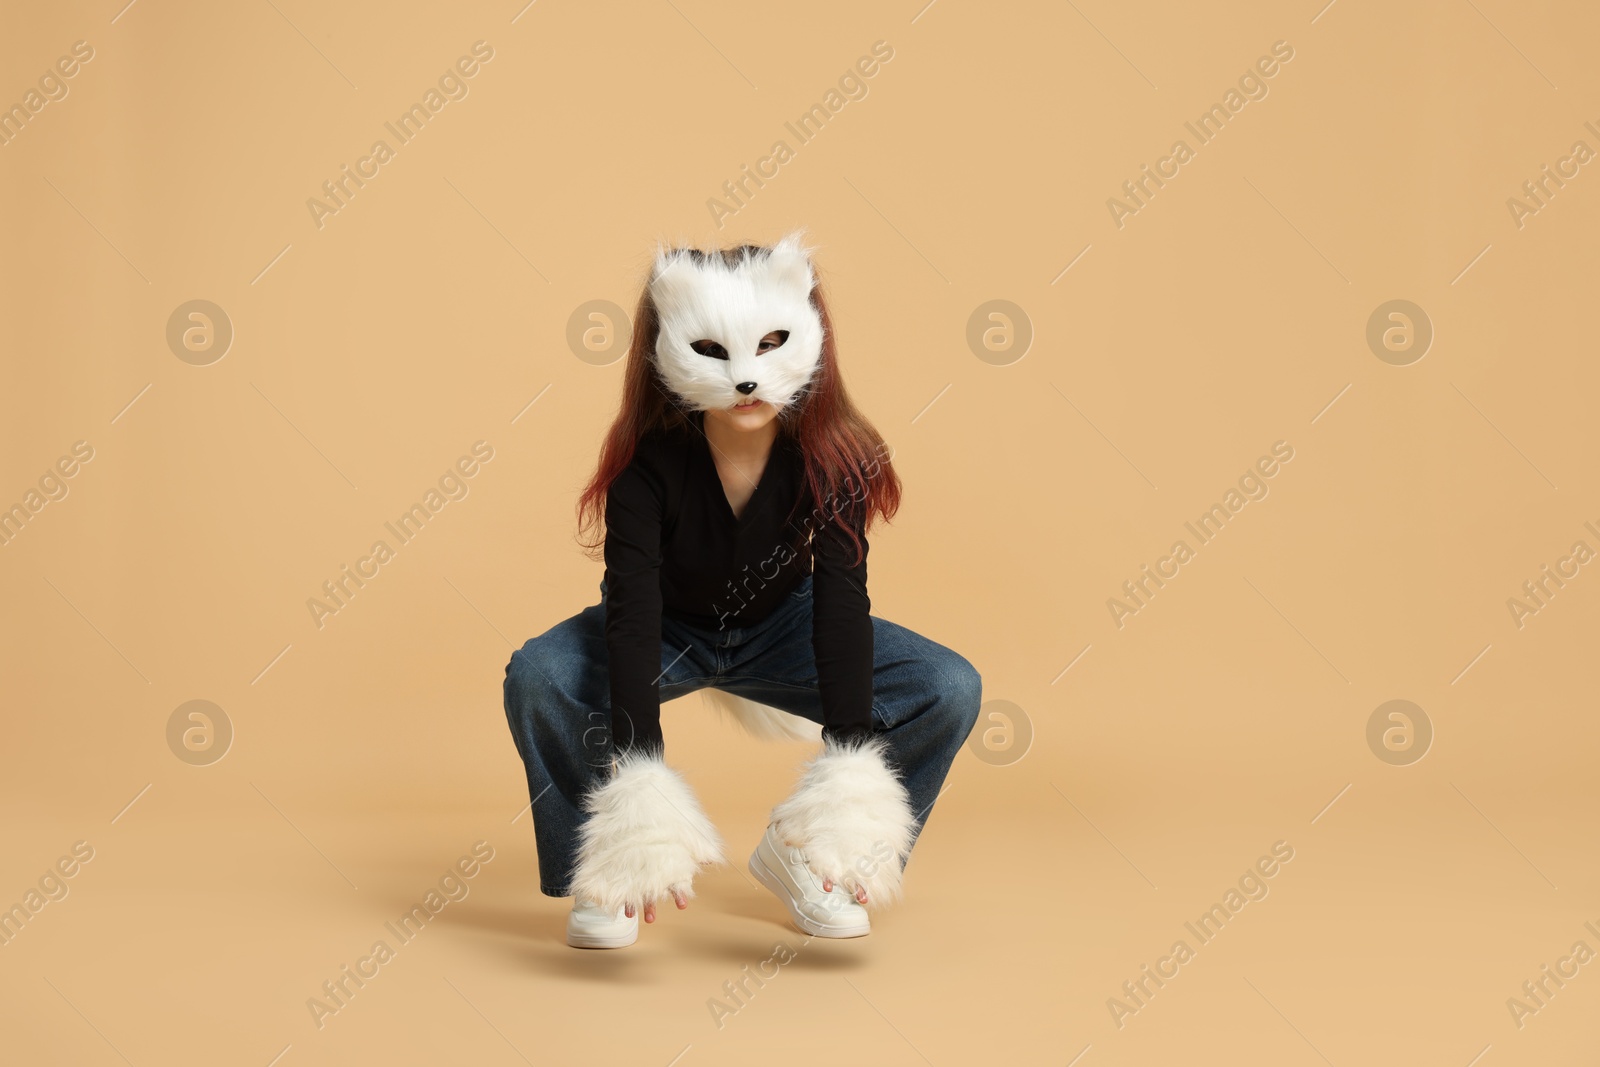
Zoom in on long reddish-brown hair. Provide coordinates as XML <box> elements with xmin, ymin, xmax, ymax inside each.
<box><xmin>575</xmin><ymin>240</ymin><xmax>901</xmax><ymax>567</ymax></box>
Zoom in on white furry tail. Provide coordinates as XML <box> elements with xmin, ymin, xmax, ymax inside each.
<box><xmin>568</xmin><ymin>749</ymin><xmax>725</xmax><ymax>914</ymax></box>
<box><xmin>702</xmin><ymin>688</ymin><xmax>822</xmax><ymax>743</ymax></box>
<box><xmin>768</xmin><ymin>733</ymin><xmax>917</xmax><ymax>907</ymax></box>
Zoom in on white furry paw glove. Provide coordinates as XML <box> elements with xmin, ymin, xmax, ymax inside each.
<box><xmin>568</xmin><ymin>749</ymin><xmax>725</xmax><ymax>915</ymax></box>
<box><xmin>769</xmin><ymin>733</ymin><xmax>917</xmax><ymax>907</ymax></box>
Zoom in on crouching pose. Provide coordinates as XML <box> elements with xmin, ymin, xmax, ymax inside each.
<box><xmin>502</xmin><ymin>232</ymin><xmax>981</xmax><ymax>948</ymax></box>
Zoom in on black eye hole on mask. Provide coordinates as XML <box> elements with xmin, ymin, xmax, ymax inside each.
<box><xmin>690</xmin><ymin>340</ymin><xmax>729</xmax><ymax>360</ymax></box>
<box><xmin>757</xmin><ymin>330</ymin><xmax>790</xmax><ymax>354</ymax></box>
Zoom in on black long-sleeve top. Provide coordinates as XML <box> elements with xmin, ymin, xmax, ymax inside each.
<box><xmin>602</xmin><ymin>415</ymin><xmax>874</xmax><ymax>756</ymax></box>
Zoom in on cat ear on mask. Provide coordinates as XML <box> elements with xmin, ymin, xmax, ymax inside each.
<box><xmin>648</xmin><ymin>245</ymin><xmax>697</xmax><ymax>311</ymax></box>
<box><xmin>762</xmin><ymin>230</ymin><xmax>817</xmax><ymax>298</ymax></box>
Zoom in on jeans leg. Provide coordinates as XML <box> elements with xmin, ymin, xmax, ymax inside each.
<box><xmin>712</xmin><ymin>593</ymin><xmax>983</xmax><ymax>861</ymax></box>
<box><xmin>502</xmin><ymin>603</ymin><xmax>613</xmax><ymax>898</ymax></box>
<box><xmin>866</xmin><ymin>617</ymin><xmax>984</xmax><ymax>856</ymax></box>
<box><xmin>502</xmin><ymin>592</ymin><xmax>723</xmax><ymax>899</ymax></box>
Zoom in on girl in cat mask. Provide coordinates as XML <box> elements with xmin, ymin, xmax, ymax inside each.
<box><xmin>503</xmin><ymin>232</ymin><xmax>982</xmax><ymax>948</ymax></box>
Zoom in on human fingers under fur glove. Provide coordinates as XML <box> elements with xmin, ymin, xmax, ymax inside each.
<box><xmin>567</xmin><ymin>748</ymin><xmax>726</xmax><ymax>916</ymax></box>
<box><xmin>768</xmin><ymin>733</ymin><xmax>916</xmax><ymax>907</ymax></box>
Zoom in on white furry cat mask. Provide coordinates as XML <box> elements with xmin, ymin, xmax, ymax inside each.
<box><xmin>647</xmin><ymin>232</ymin><xmax>824</xmax><ymax>413</ymax></box>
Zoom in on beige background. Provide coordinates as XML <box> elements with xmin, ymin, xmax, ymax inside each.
<box><xmin>3</xmin><ymin>0</ymin><xmax>1598</xmax><ymax>1063</ymax></box>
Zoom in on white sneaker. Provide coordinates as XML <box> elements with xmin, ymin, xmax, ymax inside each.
<box><xmin>566</xmin><ymin>897</ymin><xmax>638</xmax><ymax>949</ymax></box>
<box><xmin>748</xmin><ymin>823</ymin><xmax>871</xmax><ymax>938</ymax></box>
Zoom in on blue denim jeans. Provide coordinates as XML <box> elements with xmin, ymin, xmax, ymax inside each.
<box><xmin>502</xmin><ymin>574</ymin><xmax>983</xmax><ymax>897</ymax></box>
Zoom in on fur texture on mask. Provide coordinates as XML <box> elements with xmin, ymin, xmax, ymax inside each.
<box><xmin>648</xmin><ymin>231</ymin><xmax>825</xmax><ymax>413</ymax></box>
<box><xmin>768</xmin><ymin>732</ymin><xmax>917</xmax><ymax>907</ymax></box>
<box><xmin>567</xmin><ymin>748</ymin><xmax>725</xmax><ymax>913</ymax></box>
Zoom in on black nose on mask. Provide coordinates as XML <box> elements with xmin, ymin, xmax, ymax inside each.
<box><xmin>736</xmin><ymin>382</ymin><xmax>758</xmax><ymax>395</ymax></box>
